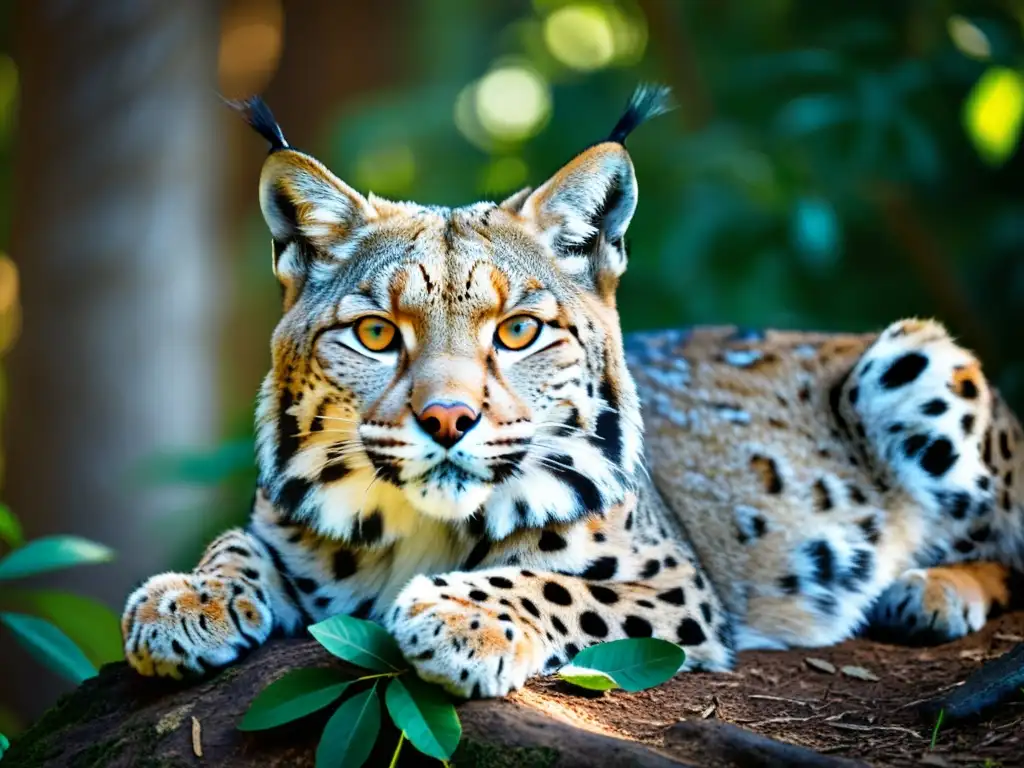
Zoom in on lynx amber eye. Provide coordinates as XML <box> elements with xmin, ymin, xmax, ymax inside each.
<box><xmin>355</xmin><ymin>317</ymin><xmax>398</xmax><ymax>352</ymax></box>
<box><xmin>496</xmin><ymin>315</ymin><xmax>541</xmax><ymax>351</ymax></box>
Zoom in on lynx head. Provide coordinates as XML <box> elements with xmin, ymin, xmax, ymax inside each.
<box><xmin>237</xmin><ymin>86</ymin><xmax>672</xmax><ymax>546</ymax></box>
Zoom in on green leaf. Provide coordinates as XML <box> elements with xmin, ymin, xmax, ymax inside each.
<box><xmin>308</xmin><ymin>615</ymin><xmax>405</xmax><ymax>672</ymax></box>
<box><xmin>0</xmin><ymin>536</ymin><xmax>114</xmax><ymax>581</ymax></box>
<box><xmin>1</xmin><ymin>590</ymin><xmax>122</xmax><ymax>666</ymax></box>
<box><xmin>0</xmin><ymin>612</ymin><xmax>97</xmax><ymax>683</ymax></box>
<box><xmin>556</xmin><ymin>665</ymin><xmax>619</xmax><ymax>691</ymax></box>
<box><xmin>239</xmin><ymin>667</ymin><xmax>352</xmax><ymax>731</ymax></box>
<box><xmin>0</xmin><ymin>505</ymin><xmax>22</xmax><ymax>548</ymax></box>
<box><xmin>0</xmin><ymin>730</ymin><xmax>9</xmax><ymax>759</ymax></box>
<box><xmin>385</xmin><ymin>676</ymin><xmax>461</xmax><ymax>761</ymax></box>
<box><xmin>570</xmin><ymin>638</ymin><xmax>685</xmax><ymax>693</ymax></box>
<box><xmin>315</xmin><ymin>685</ymin><xmax>381</xmax><ymax>768</ymax></box>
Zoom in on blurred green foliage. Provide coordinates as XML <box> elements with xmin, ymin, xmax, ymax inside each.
<box><xmin>0</xmin><ymin>506</ymin><xmax>123</xmax><ymax>734</ymax></box>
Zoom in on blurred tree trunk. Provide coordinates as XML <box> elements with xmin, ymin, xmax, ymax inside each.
<box><xmin>220</xmin><ymin>0</ymin><xmax>411</xmax><ymax>427</ymax></box>
<box><xmin>6</xmin><ymin>0</ymin><xmax>224</xmax><ymax>720</ymax></box>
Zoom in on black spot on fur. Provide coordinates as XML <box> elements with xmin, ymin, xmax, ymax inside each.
<box><xmin>552</xmin><ymin>616</ymin><xmax>568</xmax><ymax>635</ymax></box>
<box><xmin>920</xmin><ymin>438</ymin><xmax>958</xmax><ymax>477</ymax></box>
<box><xmin>750</xmin><ymin>454</ymin><xmax>783</xmax><ymax>494</ymax></box>
<box><xmin>813</xmin><ymin>479</ymin><xmax>833</xmax><ymax>512</ymax></box>
<box><xmin>623</xmin><ymin>615</ymin><xmax>653</xmax><ymax>637</ymax></box>
<box><xmin>548</xmin><ymin>459</ymin><xmax>603</xmax><ymax>516</ymax></box>
<box><xmin>848</xmin><ymin>386</ymin><xmax>859</xmax><ymax>405</ymax></box>
<box><xmin>538</xmin><ymin>530</ymin><xmax>568</xmax><ymax>552</ymax></box>
<box><xmin>969</xmin><ymin>525</ymin><xmax>992</xmax><ymax>542</ymax></box>
<box><xmin>351</xmin><ymin>598</ymin><xmax>375</xmax><ymax>619</ymax></box>
<box><xmin>580</xmin><ymin>611</ymin><xmax>609</xmax><ymax>638</ymax></box>
<box><xmin>463</xmin><ymin>539</ymin><xmax>491</xmax><ymax>570</ymax></box>
<box><xmin>641</xmin><ymin>559</ymin><xmax>661</xmax><ymax>579</ymax></box>
<box><xmin>958</xmin><ymin>378</ymin><xmax>979</xmax><ymax>400</ymax></box>
<box><xmin>657</xmin><ymin>587</ymin><xmax>685</xmax><ymax>605</ymax></box>
<box><xmin>295</xmin><ymin>577</ymin><xmax>318</xmax><ymax>594</ymax></box>
<box><xmin>700</xmin><ymin>602</ymin><xmax>713</xmax><ymax>623</ymax></box>
<box><xmin>432</xmin><ymin>577</ymin><xmax>448</xmax><ymax>587</ymax></box>
<box><xmin>587</xmin><ymin>584</ymin><xmax>619</xmax><ymax>604</ymax></box>
<box><xmin>778</xmin><ymin>574</ymin><xmax>800</xmax><ymax>594</ymax></box>
<box><xmin>677</xmin><ymin>618</ymin><xmax>707</xmax><ymax>646</ymax></box>
<box><xmin>581</xmin><ymin>556</ymin><xmax>618</xmax><ymax>581</ymax></box>
<box><xmin>489</xmin><ymin>576</ymin><xmax>513</xmax><ymax>589</ymax></box>
<box><xmin>954</xmin><ymin>539</ymin><xmax>975</xmax><ymax>554</ymax></box>
<box><xmin>332</xmin><ymin>549</ymin><xmax>357</xmax><ymax>580</ymax></box>
<box><xmin>349</xmin><ymin>510</ymin><xmax>383</xmax><ymax>547</ymax></box>
<box><xmin>543</xmin><ymin>581</ymin><xmax>573</xmax><ymax>606</ymax></box>
<box><xmin>544</xmin><ymin>654</ymin><xmax>561</xmax><ymax>670</ymax></box>
<box><xmin>880</xmin><ymin>353</ymin><xmax>928</xmax><ymax>389</ymax></box>
<box><xmin>594</xmin><ymin>379</ymin><xmax>623</xmax><ymax>465</ymax></box>
<box><xmin>962</xmin><ymin>414</ymin><xmax>975</xmax><ymax>436</ymax></box>
<box><xmin>922</xmin><ymin>399</ymin><xmax>948</xmax><ymax>416</ymax></box>
<box><xmin>806</xmin><ymin>540</ymin><xmax>835</xmax><ymax>584</ymax></box>
<box><xmin>468</xmin><ymin>590</ymin><xmax>488</xmax><ymax>601</ymax></box>
<box><xmin>521</xmin><ymin>598</ymin><xmax>541</xmax><ymax>618</ymax></box>
<box><xmin>276</xmin><ymin>476</ymin><xmax>312</xmax><ymax>515</ymax></box>
<box><xmin>319</xmin><ymin>461</ymin><xmax>351</xmax><ymax>484</ymax></box>
<box><xmin>1000</xmin><ymin>431</ymin><xmax>1014</xmax><ymax>461</ymax></box>
<box><xmin>903</xmin><ymin>434</ymin><xmax>928</xmax><ymax>457</ymax></box>
<box><xmin>276</xmin><ymin>389</ymin><xmax>299</xmax><ymax>471</ymax></box>
<box><xmin>564</xmin><ymin>642</ymin><xmax>580</xmax><ymax>659</ymax></box>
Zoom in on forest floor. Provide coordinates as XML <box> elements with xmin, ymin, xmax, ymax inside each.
<box><xmin>518</xmin><ymin>611</ymin><xmax>1024</xmax><ymax>767</ymax></box>
<box><xmin>8</xmin><ymin>612</ymin><xmax>1024</xmax><ymax>767</ymax></box>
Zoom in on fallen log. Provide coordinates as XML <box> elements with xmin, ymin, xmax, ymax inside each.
<box><xmin>2</xmin><ymin>638</ymin><xmax>866</xmax><ymax>767</ymax></box>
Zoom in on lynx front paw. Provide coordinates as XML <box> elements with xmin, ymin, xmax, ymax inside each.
<box><xmin>389</xmin><ymin>574</ymin><xmax>547</xmax><ymax>698</ymax></box>
<box><xmin>867</xmin><ymin>564</ymin><xmax>1005</xmax><ymax>645</ymax></box>
<box><xmin>122</xmin><ymin>572</ymin><xmax>272</xmax><ymax>678</ymax></box>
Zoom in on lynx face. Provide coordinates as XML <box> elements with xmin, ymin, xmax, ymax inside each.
<box><xmin>249</xmin><ymin>95</ymin><xmax>662</xmax><ymax>545</ymax></box>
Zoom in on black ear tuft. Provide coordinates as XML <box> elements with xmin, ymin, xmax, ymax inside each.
<box><xmin>223</xmin><ymin>95</ymin><xmax>289</xmax><ymax>152</ymax></box>
<box><xmin>606</xmin><ymin>84</ymin><xmax>675</xmax><ymax>145</ymax></box>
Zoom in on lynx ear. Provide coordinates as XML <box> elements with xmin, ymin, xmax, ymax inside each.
<box><xmin>515</xmin><ymin>85</ymin><xmax>672</xmax><ymax>297</ymax></box>
<box><xmin>228</xmin><ymin>96</ymin><xmax>375</xmax><ymax>288</ymax></box>
<box><xmin>258</xmin><ymin>150</ymin><xmax>374</xmax><ymax>255</ymax></box>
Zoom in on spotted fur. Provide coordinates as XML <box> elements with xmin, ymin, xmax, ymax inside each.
<box><xmin>123</xmin><ymin>89</ymin><xmax>1024</xmax><ymax>696</ymax></box>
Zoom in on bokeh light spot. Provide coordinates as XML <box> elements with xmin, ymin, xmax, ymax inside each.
<box><xmin>475</xmin><ymin>66</ymin><xmax>551</xmax><ymax>142</ymax></box>
<box><xmin>480</xmin><ymin>157</ymin><xmax>529</xmax><ymax>195</ymax></box>
<box><xmin>948</xmin><ymin>15</ymin><xmax>991</xmax><ymax>60</ymax></box>
<box><xmin>218</xmin><ymin>0</ymin><xmax>283</xmax><ymax>99</ymax></box>
<box><xmin>354</xmin><ymin>144</ymin><xmax>416</xmax><ymax>196</ymax></box>
<box><xmin>543</xmin><ymin>4</ymin><xmax>616</xmax><ymax>71</ymax></box>
<box><xmin>963</xmin><ymin>66</ymin><xmax>1024</xmax><ymax>166</ymax></box>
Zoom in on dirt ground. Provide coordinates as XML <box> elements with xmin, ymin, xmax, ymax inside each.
<box><xmin>510</xmin><ymin>612</ymin><xmax>1024</xmax><ymax>767</ymax></box>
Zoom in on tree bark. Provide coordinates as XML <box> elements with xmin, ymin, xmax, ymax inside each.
<box><xmin>1</xmin><ymin>638</ymin><xmax>868</xmax><ymax>768</ymax></box>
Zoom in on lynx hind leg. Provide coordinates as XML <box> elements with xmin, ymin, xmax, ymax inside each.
<box><xmin>839</xmin><ymin>319</ymin><xmax>997</xmax><ymax>527</ymax></box>
<box><xmin>868</xmin><ymin>561</ymin><xmax>1016</xmax><ymax>645</ymax></box>
<box><xmin>122</xmin><ymin>529</ymin><xmax>275</xmax><ymax>678</ymax></box>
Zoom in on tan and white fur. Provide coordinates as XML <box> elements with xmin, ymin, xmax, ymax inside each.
<box><xmin>121</xmin><ymin>88</ymin><xmax>1024</xmax><ymax>697</ymax></box>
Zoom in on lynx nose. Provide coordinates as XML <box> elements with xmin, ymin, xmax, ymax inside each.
<box><xmin>416</xmin><ymin>401</ymin><xmax>480</xmax><ymax>448</ymax></box>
